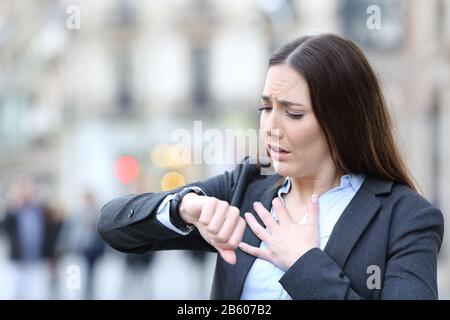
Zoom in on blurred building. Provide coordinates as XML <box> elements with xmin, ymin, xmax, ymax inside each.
<box><xmin>0</xmin><ymin>0</ymin><xmax>449</xmax><ymax>298</ymax></box>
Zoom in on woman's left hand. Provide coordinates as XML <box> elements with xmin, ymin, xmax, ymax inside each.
<box><xmin>238</xmin><ymin>195</ymin><xmax>320</xmax><ymax>271</ymax></box>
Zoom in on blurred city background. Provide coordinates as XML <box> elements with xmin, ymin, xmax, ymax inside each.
<box><xmin>0</xmin><ymin>0</ymin><xmax>449</xmax><ymax>299</ymax></box>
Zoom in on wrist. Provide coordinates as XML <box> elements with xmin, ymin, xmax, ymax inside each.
<box><xmin>179</xmin><ymin>192</ymin><xmax>201</xmax><ymax>225</ymax></box>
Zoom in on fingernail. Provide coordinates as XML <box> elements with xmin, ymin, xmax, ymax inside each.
<box><xmin>244</xmin><ymin>212</ymin><xmax>251</xmax><ymax>218</ymax></box>
<box><xmin>238</xmin><ymin>242</ymin><xmax>245</xmax><ymax>248</ymax></box>
<box><xmin>311</xmin><ymin>194</ymin><xmax>319</xmax><ymax>204</ymax></box>
<box><xmin>253</xmin><ymin>201</ymin><xmax>260</xmax><ymax>207</ymax></box>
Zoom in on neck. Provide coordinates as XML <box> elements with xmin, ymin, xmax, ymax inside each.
<box><xmin>290</xmin><ymin>167</ymin><xmax>343</xmax><ymax>204</ymax></box>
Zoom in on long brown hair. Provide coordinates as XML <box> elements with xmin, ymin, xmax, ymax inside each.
<box><xmin>264</xmin><ymin>33</ymin><xmax>417</xmax><ymax>191</ymax></box>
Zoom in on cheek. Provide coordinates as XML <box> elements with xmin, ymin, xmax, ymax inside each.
<box><xmin>288</xmin><ymin>121</ymin><xmax>328</xmax><ymax>156</ymax></box>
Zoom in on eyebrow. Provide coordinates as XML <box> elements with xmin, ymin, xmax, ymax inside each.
<box><xmin>260</xmin><ymin>95</ymin><xmax>306</xmax><ymax>108</ymax></box>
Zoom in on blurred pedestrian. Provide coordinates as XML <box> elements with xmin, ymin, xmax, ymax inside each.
<box><xmin>56</xmin><ymin>191</ymin><xmax>105</xmax><ymax>299</ymax></box>
<box><xmin>1</xmin><ymin>177</ymin><xmax>61</xmax><ymax>299</ymax></box>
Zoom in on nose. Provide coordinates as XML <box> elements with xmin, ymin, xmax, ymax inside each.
<box><xmin>262</xmin><ymin>110</ymin><xmax>283</xmax><ymax>140</ymax></box>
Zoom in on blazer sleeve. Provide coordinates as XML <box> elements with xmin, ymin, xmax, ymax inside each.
<box><xmin>380</xmin><ymin>205</ymin><xmax>444</xmax><ymax>299</ymax></box>
<box><xmin>97</xmin><ymin>156</ymin><xmax>252</xmax><ymax>254</ymax></box>
<box><xmin>279</xmin><ymin>204</ymin><xmax>444</xmax><ymax>300</ymax></box>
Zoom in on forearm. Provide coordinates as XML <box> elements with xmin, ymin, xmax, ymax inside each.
<box><xmin>97</xmin><ymin>193</ymin><xmax>181</xmax><ymax>253</ymax></box>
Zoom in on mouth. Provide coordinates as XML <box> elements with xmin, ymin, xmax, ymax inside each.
<box><xmin>268</xmin><ymin>144</ymin><xmax>290</xmax><ymax>154</ymax></box>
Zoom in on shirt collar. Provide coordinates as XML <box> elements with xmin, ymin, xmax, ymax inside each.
<box><xmin>277</xmin><ymin>177</ymin><xmax>291</xmax><ymax>199</ymax></box>
<box><xmin>342</xmin><ymin>173</ymin><xmax>366</xmax><ymax>192</ymax></box>
<box><xmin>277</xmin><ymin>173</ymin><xmax>366</xmax><ymax>197</ymax></box>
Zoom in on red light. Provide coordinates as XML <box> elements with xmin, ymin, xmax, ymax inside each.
<box><xmin>115</xmin><ymin>156</ymin><xmax>140</xmax><ymax>184</ymax></box>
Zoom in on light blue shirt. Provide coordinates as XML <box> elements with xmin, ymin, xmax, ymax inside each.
<box><xmin>156</xmin><ymin>173</ymin><xmax>366</xmax><ymax>299</ymax></box>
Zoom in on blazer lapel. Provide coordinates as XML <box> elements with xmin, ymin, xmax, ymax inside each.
<box><xmin>323</xmin><ymin>175</ymin><xmax>393</xmax><ymax>267</ymax></box>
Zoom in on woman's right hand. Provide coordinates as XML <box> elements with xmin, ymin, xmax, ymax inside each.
<box><xmin>179</xmin><ymin>193</ymin><xmax>246</xmax><ymax>265</ymax></box>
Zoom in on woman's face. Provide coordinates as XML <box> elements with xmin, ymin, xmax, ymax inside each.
<box><xmin>260</xmin><ymin>64</ymin><xmax>333</xmax><ymax>178</ymax></box>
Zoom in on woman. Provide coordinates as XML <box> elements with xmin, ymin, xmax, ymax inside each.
<box><xmin>98</xmin><ymin>34</ymin><xmax>444</xmax><ymax>300</ymax></box>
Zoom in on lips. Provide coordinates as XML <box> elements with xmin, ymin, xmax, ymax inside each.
<box><xmin>268</xmin><ymin>144</ymin><xmax>290</xmax><ymax>153</ymax></box>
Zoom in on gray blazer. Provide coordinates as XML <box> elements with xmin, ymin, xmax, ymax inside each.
<box><xmin>98</xmin><ymin>157</ymin><xmax>444</xmax><ymax>299</ymax></box>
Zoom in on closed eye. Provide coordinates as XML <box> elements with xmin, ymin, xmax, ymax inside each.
<box><xmin>257</xmin><ymin>106</ymin><xmax>272</xmax><ymax>112</ymax></box>
<box><xmin>285</xmin><ymin>112</ymin><xmax>304</xmax><ymax>119</ymax></box>
<box><xmin>257</xmin><ymin>106</ymin><xmax>304</xmax><ymax>119</ymax></box>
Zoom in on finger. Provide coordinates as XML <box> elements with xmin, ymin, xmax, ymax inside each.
<box><xmin>308</xmin><ymin>194</ymin><xmax>320</xmax><ymax>226</ymax></box>
<box><xmin>216</xmin><ymin>246</ymin><xmax>236</xmax><ymax>265</ymax></box>
<box><xmin>207</xmin><ymin>201</ymin><xmax>229</xmax><ymax>234</ymax></box>
<box><xmin>227</xmin><ymin>217</ymin><xmax>246</xmax><ymax>248</ymax></box>
<box><xmin>253</xmin><ymin>202</ymin><xmax>278</xmax><ymax>231</ymax></box>
<box><xmin>198</xmin><ymin>197</ymin><xmax>216</xmax><ymax>225</ymax></box>
<box><xmin>271</xmin><ymin>197</ymin><xmax>292</xmax><ymax>225</ymax></box>
<box><xmin>244</xmin><ymin>212</ymin><xmax>271</xmax><ymax>243</ymax></box>
<box><xmin>238</xmin><ymin>242</ymin><xmax>270</xmax><ymax>261</ymax></box>
<box><xmin>215</xmin><ymin>207</ymin><xmax>240</xmax><ymax>243</ymax></box>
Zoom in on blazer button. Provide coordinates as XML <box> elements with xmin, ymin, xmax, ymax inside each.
<box><xmin>128</xmin><ymin>209</ymin><xmax>134</xmax><ymax>218</ymax></box>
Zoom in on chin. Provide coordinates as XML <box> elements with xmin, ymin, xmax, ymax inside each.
<box><xmin>272</xmin><ymin>159</ymin><xmax>305</xmax><ymax>178</ymax></box>
<box><xmin>272</xmin><ymin>160</ymin><xmax>291</xmax><ymax>176</ymax></box>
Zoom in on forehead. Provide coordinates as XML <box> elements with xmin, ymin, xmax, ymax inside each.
<box><xmin>262</xmin><ymin>64</ymin><xmax>310</xmax><ymax>102</ymax></box>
